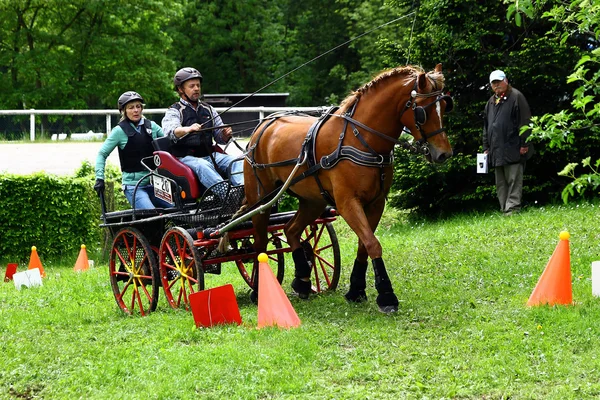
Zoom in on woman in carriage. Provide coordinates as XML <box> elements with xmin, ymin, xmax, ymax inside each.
<box><xmin>95</xmin><ymin>91</ymin><xmax>172</xmax><ymax>209</ymax></box>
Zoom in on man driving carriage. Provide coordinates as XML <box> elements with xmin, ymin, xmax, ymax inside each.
<box><xmin>161</xmin><ymin>67</ymin><xmax>244</xmax><ymax>190</ymax></box>
<box><xmin>95</xmin><ymin>91</ymin><xmax>173</xmax><ymax>209</ymax></box>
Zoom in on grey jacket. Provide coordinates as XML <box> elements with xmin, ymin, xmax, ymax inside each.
<box><xmin>482</xmin><ymin>86</ymin><xmax>532</xmax><ymax>167</ymax></box>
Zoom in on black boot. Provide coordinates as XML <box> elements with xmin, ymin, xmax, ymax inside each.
<box><xmin>345</xmin><ymin>259</ymin><xmax>368</xmax><ymax>303</ymax></box>
<box><xmin>373</xmin><ymin>258</ymin><xmax>399</xmax><ymax>313</ymax></box>
<box><xmin>291</xmin><ymin>248</ymin><xmax>312</xmax><ymax>299</ymax></box>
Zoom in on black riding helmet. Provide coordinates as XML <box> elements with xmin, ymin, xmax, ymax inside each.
<box><xmin>173</xmin><ymin>67</ymin><xmax>203</xmax><ymax>89</ymax></box>
<box><xmin>118</xmin><ymin>91</ymin><xmax>144</xmax><ymax>111</ymax></box>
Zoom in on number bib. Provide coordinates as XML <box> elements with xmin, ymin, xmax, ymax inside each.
<box><xmin>153</xmin><ymin>175</ymin><xmax>173</xmax><ymax>204</ymax></box>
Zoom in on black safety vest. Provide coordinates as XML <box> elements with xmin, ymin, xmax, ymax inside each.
<box><xmin>170</xmin><ymin>101</ymin><xmax>215</xmax><ymax>157</ymax></box>
<box><xmin>117</xmin><ymin>119</ymin><xmax>154</xmax><ymax>172</ymax></box>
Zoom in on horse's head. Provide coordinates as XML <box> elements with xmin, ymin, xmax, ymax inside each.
<box><xmin>400</xmin><ymin>64</ymin><xmax>453</xmax><ymax>163</ymax></box>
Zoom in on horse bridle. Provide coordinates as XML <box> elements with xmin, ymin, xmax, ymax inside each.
<box><xmin>338</xmin><ymin>78</ymin><xmax>453</xmax><ymax>156</ymax></box>
<box><xmin>398</xmin><ymin>79</ymin><xmax>453</xmax><ymax>154</ymax></box>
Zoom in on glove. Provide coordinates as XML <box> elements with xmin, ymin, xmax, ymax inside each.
<box><xmin>94</xmin><ymin>179</ymin><xmax>105</xmax><ymax>193</ymax></box>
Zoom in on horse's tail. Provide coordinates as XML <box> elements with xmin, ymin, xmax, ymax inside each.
<box><xmin>217</xmin><ymin>198</ymin><xmax>249</xmax><ymax>254</ymax></box>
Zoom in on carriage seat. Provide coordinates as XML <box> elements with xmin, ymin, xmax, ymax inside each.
<box><xmin>152</xmin><ymin>136</ymin><xmax>229</xmax><ymax>202</ymax></box>
<box><xmin>154</xmin><ymin>151</ymin><xmax>203</xmax><ymax>201</ymax></box>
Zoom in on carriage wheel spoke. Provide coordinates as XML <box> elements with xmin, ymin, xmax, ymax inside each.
<box><xmin>110</xmin><ymin>228</ymin><xmax>159</xmax><ymax>316</ymax></box>
<box><xmin>159</xmin><ymin>227</ymin><xmax>204</xmax><ymax>310</ymax></box>
<box><xmin>302</xmin><ymin>222</ymin><xmax>340</xmax><ymax>294</ymax></box>
<box><xmin>235</xmin><ymin>235</ymin><xmax>285</xmax><ymax>289</ymax></box>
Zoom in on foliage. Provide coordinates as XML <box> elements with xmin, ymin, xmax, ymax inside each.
<box><xmin>557</xmin><ymin>157</ymin><xmax>600</xmax><ymax>203</ymax></box>
<box><xmin>511</xmin><ymin>0</ymin><xmax>600</xmax><ymax>203</ymax></box>
<box><xmin>390</xmin><ymin>151</ymin><xmax>497</xmax><ymax>215</ymax></box>
<box><xmin>0</xmin><ymin>0</ymin><xmax>180</xmax><ymax>136</ymax></box>
<box><xmin>1</xmin><ymin>202</ymin><xmax>599</xmax><ymax>398</ymax></box>
<box><xmin>169</xmin><ymin>0</ymin><xmax>286</xmax><ymax>95</ymax></box>
<box><xmin>383</xmin><ymin>0</ymin><xmax>587</xmax><ymax>215</ymax></box>
<box><xmin>74</xmin><ymin>160</ymin><xmax>129</xmax><ymax>211</ymax></box>
<box><xmin>0</xmin><ymin>173</ymin><xmax>100</xmax><ymax>261</ymax></box>
<box><xmin>168</xmin><ymin>0</ymin><xmax>405</xmax><ymax>106</ymax></box>
<box><xmin>0</xmin><ymin>159</ymin><xmax>132</xmax><ymax>262</ymax></box>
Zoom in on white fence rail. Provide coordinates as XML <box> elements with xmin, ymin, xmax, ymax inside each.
<box><xmin>0</xmin><ymin>107</ymin><xmax>321</xmax><ymax>141</ymax></box>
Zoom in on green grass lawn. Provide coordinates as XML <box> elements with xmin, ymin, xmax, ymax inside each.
<box><xmin>1</xmin><ymin>202</ymin><xmax>599</xmax><ymax>399</ymax></box>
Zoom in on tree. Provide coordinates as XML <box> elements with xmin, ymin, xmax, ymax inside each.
<box><xmin>508</xmin><ymin>0</ymin><xmax>600</xmax><ymax>202</ymax></box>
<box><xmin>168</xmin><ymin>0</ymin><xmax>287</xmax><ymax>95</ymax></box>
<box><xmin>383</xmin><ymin>0</ymin><xmax>585</xmax><ymax>215</ymax></box>
<box><xmin>0</xmin><ymin>0</ymin><xmax>179</xmax><ymax>111</ymax></box>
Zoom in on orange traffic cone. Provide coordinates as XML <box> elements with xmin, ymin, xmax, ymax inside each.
<box><xmin>257</xmin><ymin>253</ymin><xmax>301</xmax><ymax>329</ymax></box>
<box><xmin>527</xmin><ymin>231</ymin><xmax>572</xmax><ymax>306</ymax></box>
<box><xmin>28</xmin><ymin>246</ymin><xmax>46</xmax><ymax>278</ymax></box>
<box><xmin>74</xmin><ymin>244</ymin><xmax>90</xmax><ymax>272</ymax></box>
<box><xmin>189</xmin><ymin>284</ymin><xmax>242</xmax><ymax>328</ymax></box>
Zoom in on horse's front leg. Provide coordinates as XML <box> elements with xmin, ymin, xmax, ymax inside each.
<box><xmin>284</xmin><ymin>199</ymin><xmax>326</xmax><ymax>299</ymax></box>
<box><xmin>344</xmin><ymin>241</ymin><xmax>369</xmax><ymax>303</ymax></box>
<box><xmin>338</xmin><ymin>197</ymin><xmax>399</xmax><ymax>313</ymax></box>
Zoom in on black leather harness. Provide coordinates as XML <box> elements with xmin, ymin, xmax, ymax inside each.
<box><xmin>246</xmin><ymin>81</ymin><xmax>452</xmax><ymax>206</ymax></box>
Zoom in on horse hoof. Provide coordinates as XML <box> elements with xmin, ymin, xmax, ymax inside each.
<box><xmin>378</xmin><ymin>305</ymin><xmax>398</xmax><ymax>314</ymax></box>
<box><xmin>344</xmin><ymin>289</ymin><xmax>367</xmax><ymax>303</ymax></box>
<box><xmin>376</xmin><ymin>292</ymin><xmax>399</xmax><ymax>313</ymax></box>
<box><xmin>291</xmin><ymin>278</ymin><xmax>311</xmax><ymax>300</ymax></box>
<box><xmin>250</xmin><ymin>290</ymin><xmax>258</xmax><ymax>304</ymax></box>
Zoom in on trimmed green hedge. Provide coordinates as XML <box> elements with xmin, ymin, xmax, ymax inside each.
<box><xmin>0</xmin><ymin>173</ymin><xmax>98</xmax><ymax>262</ymax></box>
<box><xmin>0</xmin><ymin>162</ymin><xmax>125</xmax><ymax>262</ymax></box>
<box><xmin>0</xmin><ymin>159</ymin><xmax>302</xmax><ymax>263</ymax></box>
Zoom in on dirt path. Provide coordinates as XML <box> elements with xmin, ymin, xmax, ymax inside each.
<box><xmin>0</xmin><ymin>142</ymin><xmax>116</xmax><ymax>175</ymax></box>
<box><xmin>0</xmin><ymin>141</ymin><xmax>244</xmax><ymax>176</ymax></box>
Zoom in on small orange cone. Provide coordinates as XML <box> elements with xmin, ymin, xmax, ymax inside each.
<box><xmin>74</xmin><ymin>244</ymin><xmax>90</xmax><ymax>272</ymax></box>
<box><xmin>28</xmin><ymin>246</ymin><xmax>46</xmax><ymax>278</ymax></box>
<box><xmin>189</xmin><ymin>284</ymin><xmax>242</xmax><ymax>328</ymax></box>
<box><xmin>527</xmin><ymin>231</ymin><xmax>572</xmax><ymax>306</ymax></box>
<box><xmin>257</xmin><ymin>253</ymin><xmax>301</xmax><ymax>329</ymax></box>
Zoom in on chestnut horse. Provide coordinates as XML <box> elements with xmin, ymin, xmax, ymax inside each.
<box><xmin>243</xmin><ymin>64</ymin><xmax>453</xmax><ymax>313</ymax></box>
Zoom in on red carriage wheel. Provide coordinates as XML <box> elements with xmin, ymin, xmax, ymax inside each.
<box><xmin>109</xmin><ymin>227</ymin><xmax>159</xmax><ymax>316</ymax></box>
<box><xmin>301</xmin><ymin>222</ymin><xmax>340</xmax><ymax>293</ymax></box>
<box><xmin>235</xmin><ymin>232</ymin><xmax>285</xmax><ymax>289</ymax></box>
<box><xmin>159</xmin><ymin>227</ymin><xmax>204</xmax><ymax>310</ymax></box>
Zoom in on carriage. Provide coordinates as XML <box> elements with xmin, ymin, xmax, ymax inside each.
<box><xmin>100</xmin><ymin>63</ymin><xmax>453</xmax><ymax>316</ymax></box>
<box><xmin>99</xmin><ymin>136</ymin><xmax>341</xmax><ymax>316</ymax></box>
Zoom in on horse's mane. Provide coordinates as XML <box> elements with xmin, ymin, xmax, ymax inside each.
<box><xmin>340</xmin><ymin>65</ymin><xmax>445</xmax><ymax>111</ymax></box>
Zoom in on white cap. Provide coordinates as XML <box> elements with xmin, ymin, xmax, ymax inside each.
<box><xmin>489</xmin><ymin>70</ymin><xmax>506</xmax><ymax>83</ymax></box>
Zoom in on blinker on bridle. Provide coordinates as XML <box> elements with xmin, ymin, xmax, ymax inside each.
<box><xmin>399</xmin><ymin>80</ymin><xmax>453</xmax><ymax>155</ymax></box>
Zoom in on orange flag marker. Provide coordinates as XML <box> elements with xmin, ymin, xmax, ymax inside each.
<box><xmin>527</xmin><ymin>231</ymin><xmax>572</xmax><ymax>306</ymax></box>
<box><xmin>4</xmin><ymin>263</ymin><xmax>18</xmax><ymax>282</ymax></box>
<box><xmin>74</xmin><ymin>244</ymin><xmax>90</xmax><ymax>272</ymax></box>
<box><xmin>189</xmin><ymin>284</ymin><xmax>242</xmax><ymax>328</ymax></box>
<box><xmin>257</xmin><ymin>253</ymin><xmax>301</xmax><ymax>329</ymax></box>
<box><xmin>28</xmin><ymin>246</ymin><xmax>46</xmax><ymax>278</ymax></box>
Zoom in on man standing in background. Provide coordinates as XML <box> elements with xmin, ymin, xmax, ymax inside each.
<box><xmin>483</xmin><ymin>69</ymin><xmax>533</xmax><ymax>216</ymax></box>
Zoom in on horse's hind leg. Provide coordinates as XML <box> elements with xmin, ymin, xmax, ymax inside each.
<box><xmin>284</xmin><ymin>199</ymin><xmax>326</xmax><ymax>299</ymax></box>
